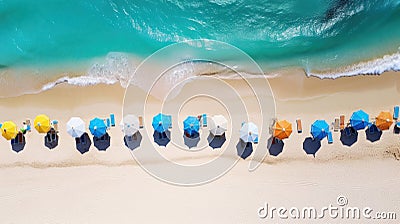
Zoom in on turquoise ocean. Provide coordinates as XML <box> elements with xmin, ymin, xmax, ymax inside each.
<box><xmin>1</xmin><ymin>0</ymin><xmax>400</xmax><ymax>96</ymax></box>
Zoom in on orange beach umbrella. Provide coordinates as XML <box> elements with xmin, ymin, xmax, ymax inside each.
<box><xmin>1</xmin><ymin>121</ymin><xmax>18</xmax><ymax>140</ymax></box>
<box><xmin>375</xmin><ymin>111</ymin><xmax>393</xmax><ymax>131</ymax></box>
<box><xmin>34</xmin><ymin>114</ymin><xmax>51</xmax><ymax>134</ymax></box>
<box><xmin>273</xmin><ymin>120</ymin><xmax>293</xmax><ymax>140</ymax></box>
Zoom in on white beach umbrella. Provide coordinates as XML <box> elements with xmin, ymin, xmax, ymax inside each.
<box><xmin>209</xmin><ymin>115</ymin><xmax>228</xmax><ymax>136</ymax></box>
<box><xmin>66</xmin><ymin>117</ymin><xmax>86</xmax><ymax>138</ymax></box>
<box><xmin>240</xmin><ymin>122</ymin><xmax>259</xmax><ymax>143</ymax></box>
<box><xmin>120</xmin><ymin>114</ymin><xmax>139</xmax><ymax>136</ymax></box>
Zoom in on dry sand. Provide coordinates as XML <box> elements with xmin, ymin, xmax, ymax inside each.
<box><xmin>0</xmin><ymin>70</ymin><xmax>399</xmax><ymax>223</ymax></box>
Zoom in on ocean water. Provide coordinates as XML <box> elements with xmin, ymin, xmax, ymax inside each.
<box><xmin>1</xmin><ymin>0</ymin><xmax>400</xmax><ymax>95</ymax></box>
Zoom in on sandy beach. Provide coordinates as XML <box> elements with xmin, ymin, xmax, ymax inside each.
<box><xmin>0</xmin><ymin>70</ymin><xmax>399</xmax><ymax>223</ymax></box>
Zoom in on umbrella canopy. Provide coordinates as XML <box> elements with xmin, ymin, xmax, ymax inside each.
<box><xmin>207</xmin><ymin>133</ymin><xmax>226</xmax><ymax>149</ymax></box>
<box><xmin>209</xmin><ymin>115</ymin><xmax>227</xmax><ymax>136</ymax></box>
<box><xmin>120</xmin><ymin>115</ymin><xmax>139</xmax><ymax>136</ymax></box>
<box><xmin>340</xmin><ymin>127</ymin><xmax>358</xmax><ymax>147</ymax></box>
<box><xmin>268</xmin><ymin>137</ymin><xmax>284</xmax><ymax>156</ymax></box>
<box><xmin>311</xmin><ymin>120</ymin><xmax>329</xmax><ymax>140</ymax></box>
<box><xmin>236</xmin><ymin>139</ymin><xmax>253</xmax><ymax>160</ymax></box>
<box><xmin>365</xmin><ymin>124</ymin><xmax>382</xmax><ymax>143</ymax></box>
<box><xmin>93</xmin><ymin>133</ymin><xmax>111</xmax><ymax>151</ymax></box>
<box><xmin>350</xmin><ymin>110</ymin><xmax>369</xmax><ymax>130</ymax></box>
<box><xmin>152</xmin><ymin>113</ymin><xmax>171</xmax><ymax>133</ymax></box>
<box><xmin>376</xmin><ymin>111</ymin><xmax>393</xmax><ymax>131</ymax></box>
<box><xmin>240</xmin><ymin>122</ymin><xmax>259</xmax><ymax>143</ymax></box>
<box><xmin>303</xmin><ymin>137</ymin><xmax>321</xmax><ymax>157</ymax></box>
<box><xmin>1</xmin><ymin>121</ymin><xmax>18</xmax><ymax>140</ymax></box>
<box><xmin>75</xmin><ymin>132</ymin><xmax>91</xmax><ymax>154</ymax></box>
<box><xmin>89</xmin><ymin>118</ymin><xmax>107</xmax><ymax>138</ymax></box>
<box><xmin>34</xmin><ymin>114</ymin><xmax>51</xmax><ymax>134</ymax></box>
<box><xmin>124</xmin><ymin>132</ymin><xmax>142</xmax><ymax>151</ymax></box>
<box><xmin>66</xmin><ymin>117</ymin><xmax>86</xmax><ymax>138</ymax></box>
<box><xmin>273</xmin><ymin>120</ymin><xmax>293</xmax><ymax>140</ymax></box>
<box><xmin>11</xmin><ymin>132</ymin><xmax>26</xmax><ymax>153</ymax></box>
<box><xmin>153</xmin><ymin>130</ymin><xmax>171</xmax><ymax>147</ymax></box>
<box><xmin>183</xmin><ymin>116</ymin><xmax>200</xmax><ymax>136</ymax></box>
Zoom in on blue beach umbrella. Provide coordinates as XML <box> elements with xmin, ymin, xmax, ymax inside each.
<box><xmin>183</xmin><ymin>116</ymin><xmax>200</xmax><ymax>136</ymax></box>
<box><xmin>311</xmin><ymin>120</ymin><xmax>330</xmax><ymax>140</ymax></box>
<box><xmin>152</xmin><ymin>113</ymin><xmax>171</xmax><ymax>133</ymax></box>
<box><xmin>89</xmin><ymin>118</ymin><xmax>107</xmax><ymax>138</ymax></box>
<box><xmin>350</xmin><ymin>109</ymin><xmax>369</xmax><ymax>130</ymax></box>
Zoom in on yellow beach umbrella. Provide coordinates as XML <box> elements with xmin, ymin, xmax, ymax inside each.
<box><xmin>34</xmin><ymin>114</ymin><xmax>51</xmax><ymax>133</ymax></box>
<box><xmin>1</xmin><ymin>121</ymin><xmax>18</xmax><ymax>140</ymax></box>
<box><xmin>273</xmin><ymin>120</ymin><xmax>293</xmax><ymax>140</ymax></box>
<box><xmin>376</xmin><ymin>111</ymin><xmax>393</xmax><ymax>131</ymax></box>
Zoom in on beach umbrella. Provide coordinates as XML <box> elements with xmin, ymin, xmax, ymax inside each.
<box><xmin>267</xmin><ymin>137</ymin><xmax>284</xmax><ymax>157</ymax></box>
<box><xmin>350</xmin><ymin>109</ymin><xmax>369</xmax><ymax>130</ymax></box>
<box><xmin>183</xmin><ymin>116</ymin><xmax>200</xmax><ymax>136</ymax></box>
<box><xmin>153</xmin><ymin>130</ymin><xmax>171</xmax><ymax>147</ymax></box>
<box><xmin>152</xmin><ymin>113</ymin><xmax>171</xmax><ymax>133</ymax></box>
<box><xmin>124</xmin><ymin>131</ymin><xmax>142</xmax><ymax>151</ymax></box>
<box><xmin>34</xmin><ymin>114</ymin><xmax>51</xmax><ymax>134</ymax></box>
<box><xmin>93</xmin><ymin>133</ymin><xmax>111</xmax><ymax>151</ymax></box>
<box><xmin>44</xmin><ymin>128</ymin><xmax>59</xmax><ymax>149</ymax></box>
<box><xmin>1</xmin><ymin>121</ymin><xmax>18</xmax><ymax>140</ymax></box>
<box><xmin>120</xmin><ymin>115</ymin><xmax>139</xmax><ymax>136</ymax></box>
<box><xmin>209</xmin><ymin>115</ymin><xmax>227</xmax><ymax>136</ymax></box>
<box><xmin>311</xmin><ymin>120</ymin><xmax>329</xmax><ymax>140</ymax></box>
<box><xmin>340</xmin><ymin>127</ymin><xmax>358</xmax><ymax>147</ymax></box>
<box><xmin>11</xmin><ymin>133</ymin><xmax>26</xmax><ymax>153</ymax></box>
<box><xmin>240</xmin><ymin>122</ymin><xmax>259</xmax><ymax>143</ymax></box>
<box><xmin>273</xmin><ymin>120</ymin><xmax>293</xmax><ymax>140</ymax></box>
<box><xmin>75</xmin><ymin>132</ymin><xmax>91</xmax><ymax>154</ymax></box>
<box><xmin>183</xmin><ymin>132</ymin><xmax>200</xmax><ymax>149</ymax></box>
<box><xmin>303</xmin><ymin>137</ymin><xmax>321</xmax><ymax>157</ymax></box>
<box><xmin>89</xmin><ymin>118</ymin><xmax>107</xmax><ymax>138</ymax></box>
<box><xmin>365</xmin><ymin>124</ymin><xmax>382</xmax><ymax>143</ymax></box>
<box><xmin>376</xmin><ymin>111</ymin><xmax>393</xmax><ymax>131</ymax></box>
<box><xmin>207</xmin><ymin>133</ymin><xmax>226</xmax><ymax>149</ymax></box>
<box><xmin>66</xmin><ymin>117</ymin><xmax>86</xmax><ymax>138</ymax></box>
<box><xmin>236</xmin><ymin>139</ymin><xmax>253</xmax><ymax>160</ymax></box>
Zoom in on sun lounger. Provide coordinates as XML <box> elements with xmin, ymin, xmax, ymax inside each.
<box><xmin>138</xmin><ymin>116</ymin><xmax>144</xmax><ymax>128</ymax></box>
<box><xmin>327</xmin><ymin>132</ymin><xmax>333</xmax><ymax>144</ymax></box>
<box><xmin>26</xmin><ymin>119</ymin><xmax>31</xmax><ymax>132</ymax></box>
<box><xmin>296</xmin><ymin>119</ymin><xmax>302</xmax><ymax>133</ymax></box>
<box><xmin>52</xmin><ymin>120</ymin><xmax>58</xmax><ymax>131</ymax></box>
<box><xmin>202</xmin><ymin>114</ymin><xmax>207</xmax><ymax>127</ymax></box>
<box><xmin>253</xmin><ymin>136</ymin><xmax>259</xmax><ymax>144</ymax></box>
<box><xmin>394</xmin><ymin>106</ymin><xmax>399</xmax><ymax>120</ymax></box>
<box><xmin>334</xmin><ymin>118</ymin><xmax>339</xmax><ymax>132</ymax></box>
<box><xmin>106</xmin><ymin>118</ymin><xmax>111</xmax><ymax>129</ymax></box>
<box><xmin>110</xmin><ymin>114</ymin><xmax>116</xmax><ymax>127</ymax></box>
<box><xmin>167</xmin><ymin>115</ymin><xmax>172</xmax><ymax>129</ymax></box>
<box><xmin>340</xmin><ymin>115</ymin><xmax>345</xmax><ymax>130</ymax></box>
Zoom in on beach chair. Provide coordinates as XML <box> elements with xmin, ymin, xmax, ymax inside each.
<box><xmin>110</xmin><ymin>114</ymin><xmax>116</xmax><ymax>127</ymax></box>
<box><xmin>253</xmin><ymin>136</ymin><xmax>259</xmax><ymax>144</ymax></box>
<box><xmin>202</xmin><ymin>114</ymin><xmax>207</xmax><ymax>127</ymax></box>
<box><xmin>26</xmin><ymin>119</ymin><xmax>31</xmax><ymax>132</ymax></box>
<box><xmin>334</xmin><ymin>118</ymin><xmax>339</xmax><ymax>132</ymax></box>
<box><xmin>394</xmin><ymin>106</ymin><xmax>399</xmax><ymax>120</ymax></box>
<box><xmin>138</xmin><ymin>116</ymin><xmax>144</xmax><ymax>128</ymax></box>
<box><xmin>52</xmin><ymin>120</ymin><xmax>58</xmax><ymax>131</ymax></box>
<box><xmin>340</xmin><ymin>115</ymin><xmax>345</xmax><ymax>130</ymax></box>
<box><xmin>167</xmin><ymin>115</ymin><xmax>172</xmax><ymax>129</ymax></box>
<box><xmin>327</xmin><ymin>132</ymin><xmax>333</xmax><ymax>144</ymax></box>
<box><xmin>106</xmin><ymin>118</ymin><xmax>111</xmax><ymax>129</ymax></box>
<box><xmin>296</xmin><ymin>119</ymin><xmax>302</xmax><ymax>133</ymax></box>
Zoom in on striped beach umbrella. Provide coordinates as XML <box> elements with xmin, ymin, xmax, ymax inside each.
<box><xmin>66</xmin><ymin>117</ymin><xmax>86</xmax><ymax>138</ymax></box>
<box><xmin>183</xmin><ymin>116</ymin><xmax>200</xmax><ymax>136</ymax></box>
<box><xmin>152</xmin><ymin>113</ymin><xmax>171</xmax><ymax>133</ymax></box>
<box><xmin>240</xmin><ymin>122</ymin><xmax>259</xmax><ymax>143</ymax></box>
<box><xmin>273</xmin><ymin>120</ymin><xmax>292</xmax><ymax>140</ymax></box>
<box><xmin>311</xmin><ymin>120</ymin><xmax>329</xmax><ymax>140</ymax></box>
<box><xmin>34</xmin><ymin>114</ymin><xmax>51</xmax><ymax>134</ymax></box>
<box><xmin>120</xmin><ymin>115</ymin><xmax>139</xmax><ymax>136</ymax></box>
<box><xmin>350</xmin><ymin>109</ymin><xmax>369</xmax><ymax>130</ymax></box>
<box><xmin>89</xmin><ymin>118</ymin><xmax>107</xmax><ymax>138</ymax></box>
<box><xmin>209</xmin><ymin>115</ymin><xmax>228</xmax><ymax>136</ymax></box>
<box><xmin>1</xmin><ymin>121</ymin><xmax>18</xmax><ymax>140</ymax></box>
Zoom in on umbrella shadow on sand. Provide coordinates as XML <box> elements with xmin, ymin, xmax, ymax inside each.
<box><xmin>153</xmin><ymin>130</ymin><xmax>171</xmax><ymax>147</ymax></box>
<box><xmin>124</xmin><ymin>131</ymin><xmax>142</xmax><ymax>151</ymax></box>
<box><xmin>236</xmin><ymin>139</ymin><xmax>253</xmax><ymax>160</ymax></box>
<box><xmin>93</xmin><ymin>132</ymin><xmax>111</xmax><ymax>151</ymax></box>
<box><xmin>340</xmin><ymin>127</ymin><xmax>358</xmax><ymax>147</ymax></box>
<box><xmin>183</xmin><ymin>132</ymin><xmax>200</xmax><ymax>149</ymax></box>
<box><xmin>11</xmin><ymin>132</ymin><xmax>26</xmax><ymax>153</ymax></box>
<box><xmin>75</xmin><ymin>132</ymin><xmax>92</xmax><ymax>154</ymax></box>
<box><xmin>267</xmin><ymin>137</ymin><xmax>284</xmax><ymax>157</ymax></box>
<box><xmin>207</xmin><ymin>133</ymin><xmax>226</xmax><ymax>149</ymax></box>
<box><xmin>366</xmin><ymin>124</ymin><xmax>383</xmax><ymax>143</ymax></box>
<box><xmin>45</xmin><ymin>128</ymin><xmax>59</xmax><ymax>150</ymax></box>
<box><xmin>303</xmin><ymin>137</ymin><xmax>321</xmax><ymax>157</ymax></box>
